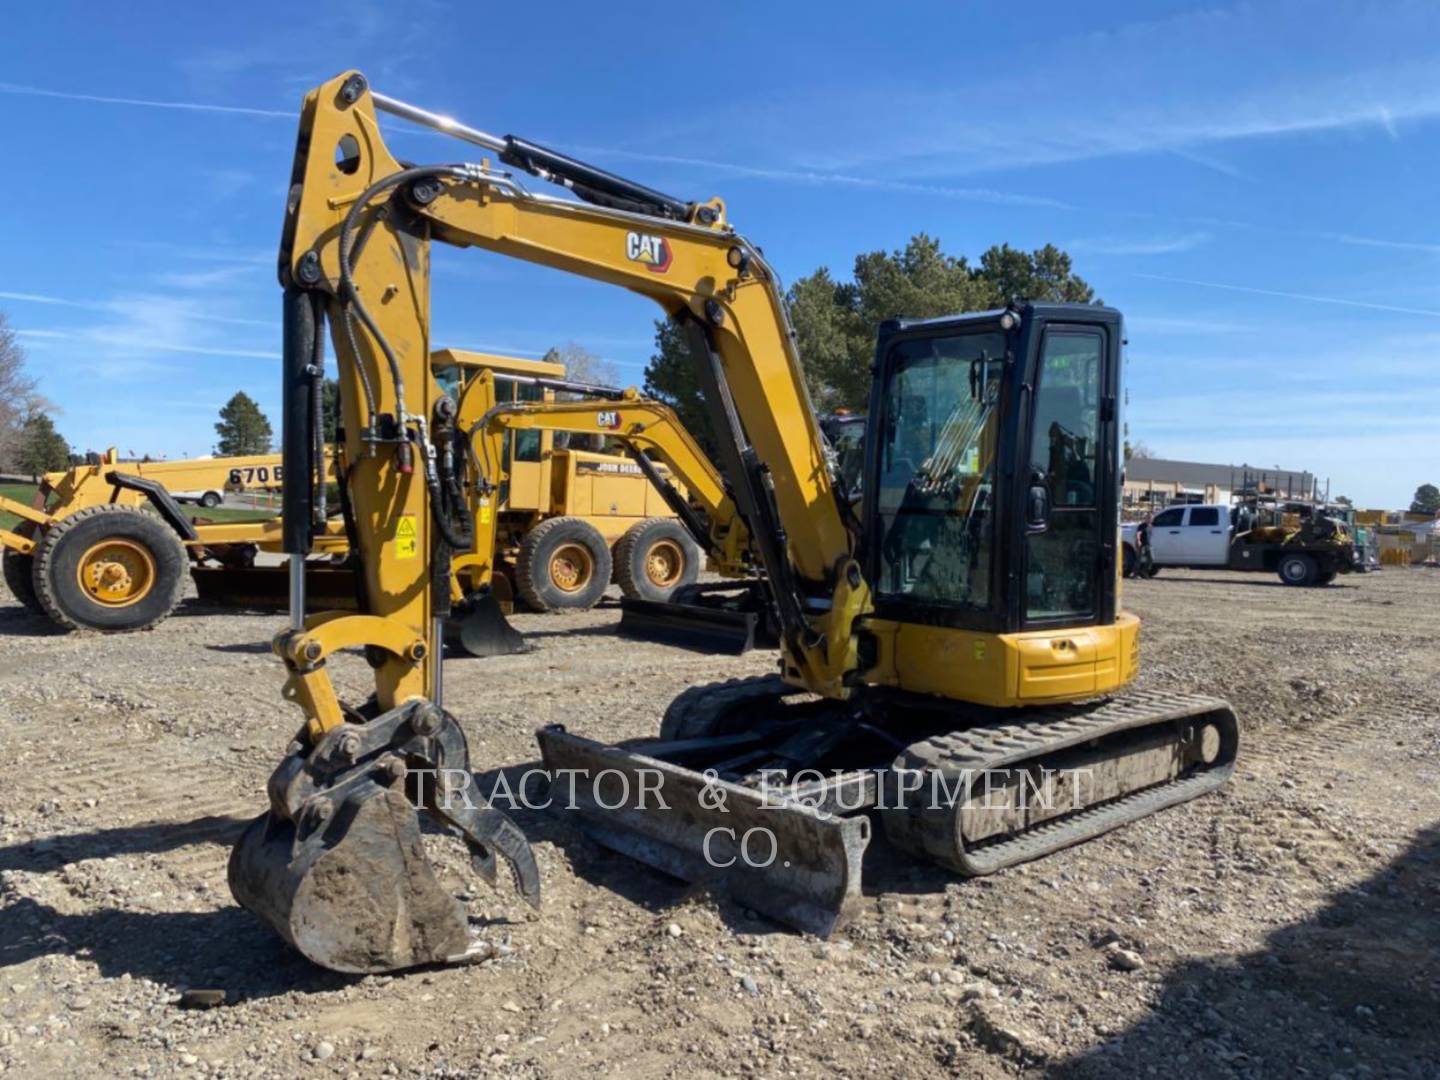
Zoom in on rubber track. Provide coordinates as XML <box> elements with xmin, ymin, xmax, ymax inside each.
<box><xmin>886</xmin><ymin>689</ymin><xmax>1239</xmax><ymax>875</ymax></box>
<box><xmin>658</xmin><ymin>673</ymin><xmax>791</xmax><ymax>741</ymax></box>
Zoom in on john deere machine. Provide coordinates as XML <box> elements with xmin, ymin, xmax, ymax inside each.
<box><xmin>228</xmin><ymin>72</ymin><xmax>1239</xmax><ymax>972</ymax></box>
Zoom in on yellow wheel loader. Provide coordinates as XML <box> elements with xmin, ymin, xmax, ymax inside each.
<box><xmin>228</xmin><ymin>72</ymin><xmax>1238</xmax><ymax>972</ymax></box>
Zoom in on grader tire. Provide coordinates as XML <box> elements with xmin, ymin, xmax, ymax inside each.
<box><xmin>514</xmin><ymin>516</ymin><xmax>612</xmax><ymax>612</ymax></box>
<box><xmin>3</xmin><ymin>544</ymin><xmax>42</xmax><ymax>614</ymax></box>
<box><xmin>614</xmin><ymin>517</ymin><xmax>701</xmax><ymax>603</ymax></box>
<box><xmin>31</xmin><ymin>504</ymin><xmax>187</xmax><ymax>632</ymax></box>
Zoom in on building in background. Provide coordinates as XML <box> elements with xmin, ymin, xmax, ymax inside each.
<box><xmin>1123</xmin><ymin>457</ymin><xmax>1317</xmax><ymax>510</ymax></box>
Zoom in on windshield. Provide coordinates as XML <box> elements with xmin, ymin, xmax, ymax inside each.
<box><xmin>875</xmin><ymin>331</ymin><xmax>1006</xmax><ymax>612</ymax></box>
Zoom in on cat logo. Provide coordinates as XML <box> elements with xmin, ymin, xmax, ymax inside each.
<box><xmin>597</xmin><ymin>410</ymin><xmax>621</xmax><ymax>429</ymax></box>
<box><xmin>625</xmin><ymin>231</ymin><xmax>672</xmax><ymax>273</ymax></box>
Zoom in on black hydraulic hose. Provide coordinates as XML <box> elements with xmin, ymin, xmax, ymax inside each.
<box><xmin>308</xmin><ymin>292</ymin><xmax>328</xmax><ymax>528</ymax></box>
<box><xmin>411</xmin><ymin>427</ymin><xmax>473</xmax><ymax>553</ymax></box>
<box><xmin>337</xmin><ymin>164</ymin><xmax>468</xmax><ymax>420</ymax></box>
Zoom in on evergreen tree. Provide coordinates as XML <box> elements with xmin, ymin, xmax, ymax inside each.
<box><xmin>16</xmin><ymin>412</ymin><xmax>70</xmax><ymax>475</ymax></box>
<box><xmin>1411</xmin><ymin>483</ymin><xmax>1440</xmax><ymax>514</ymax></box>
<box><xmin>214</xmin><ymin>392</ymin><xmax>274</xmax><ymax>455</ymax></box>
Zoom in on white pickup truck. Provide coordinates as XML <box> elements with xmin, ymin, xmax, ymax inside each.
<box><xmin>1122</xmin><ymin>503</ymin><xmax>1357</xmax><ymax>585</ymax></box>
<box><xmin>1122</xmin><ymin>504</ymin><xmax>1230</xmax><ymax>570</ymax></box>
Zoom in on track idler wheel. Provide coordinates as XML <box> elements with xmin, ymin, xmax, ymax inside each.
<box><xmin>229</xmin><ymin>701</ymin><xmax>540</xmax><ymax>973</ymax></box>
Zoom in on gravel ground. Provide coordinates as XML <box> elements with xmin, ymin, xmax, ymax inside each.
<box><xmin>0</xmin><ymin>567</ymin><xmax>1436</xmax><ymax>1078</ymax></box>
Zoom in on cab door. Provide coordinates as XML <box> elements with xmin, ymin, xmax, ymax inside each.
<box><xmin>1020</xmin><ymin>321</ymin><xmax>1120</xmax><ymax>627</ymax></box>
<box><xmin>1148</xmin><ymin>505</ymin><xmax>1187</xmax><ymax>562</ymax></box>
<box><xmin>1181</xmin><ymin>505</ymin><xmax>1228</xmax><ymax>563</ymax></box>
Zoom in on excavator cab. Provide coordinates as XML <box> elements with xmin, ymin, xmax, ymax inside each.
<box><xmin>865</xmin><ymin>307</ymin><xmax>1119</xmax><ymax>646</ymax></box>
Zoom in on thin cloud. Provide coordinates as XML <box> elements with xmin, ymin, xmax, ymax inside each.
<box><xmin>0</xmin><ymin>289</ymin><xmax>269</xmax><ymax>327</ymax></box>
<box><xmin>1131</xmin><ymin>272</ymin><xmax>1440</xmax><ymax>318</ymax></box>
<box><xmin>1071</xmin><ymin>232</ymin><xmax>1211</xmax><ymax>256</ymax></box>
<box><xmin>17</xmin><ymin>326</ymin><xmax>277</xmax><ymax>361</ymax></box>
<box><xmin>1322</xmin><ymin>232</ymin><xmax>1440</xmax><ymax>255</ymax></box>
<box><xmin>577</xmin><ymin>145</ymin><xmax>1070</xmax><ymax>210</ymax></box>
<box><xmin>0</xmin><ymin>82</ymin><xmax>290</xmax><ymax>118</ymax></box>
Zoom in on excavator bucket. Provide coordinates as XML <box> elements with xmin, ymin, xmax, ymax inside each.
<box><xmin>230</xmin><ymin>701</ymin><xmax>540</xmax><ymax>973</ymax></box>
<box><xmin>445</xmin><ymin>591</ymin><xmax>528</xmax><ymax>658</ymax></box>
<box><xmin>229</xmin><ymin>782</ymin><xmax>474</xmax><ymax>973</ymax></box>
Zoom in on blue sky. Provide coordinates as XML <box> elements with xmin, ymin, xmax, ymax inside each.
<box><xmin>2</xmin><ymin>0</ymin><xmax>1437</xmax><ymax>508</ymax></box>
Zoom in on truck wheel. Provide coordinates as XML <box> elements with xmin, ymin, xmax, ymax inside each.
<box><xmin>1278</xmin><ymin>552</ymin><xmax>1317</xmax><ymax>587</ymax></box>
<box><xmin>31</xmin><ymin>504</ymin><xmax>187</xmax><ymax>631</ymax></box>
<box><xmin>514</xmin><ymin>516</ymin><xmax>612</xmax><ymax>612</ymax></box>
<box><xmin>3</xmin><ymin>546</ymin><xmax>42</xmax><ymax>613</ymax></box>
<box><xmin>200</xmin><ymin>491</ymin><xmax>222</xmax><ymax>509</ymax></box>
<box><xmin>614</xmin><ymin>518</ymin><xmax>702</xmax><ymax>603</ymax></box>
<box><xmin>1122</xmin><ymin>545</ymin><xmax>1137</xmax><ymax>578</ymax></box>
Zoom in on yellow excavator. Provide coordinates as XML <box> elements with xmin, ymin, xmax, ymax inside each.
<box><xmin>228</xmin><ymin>72</ymin><xmax>1239</xmax><ymax>973</ymax></box>
<box><xmin>454</xmin><ymin>369</ymin><xmax>771</xmax><ymax>655</ymax></box>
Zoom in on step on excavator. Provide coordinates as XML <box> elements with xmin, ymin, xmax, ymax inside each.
<box><xmin>228</xmin><ymin>72</ymin><xmax>1239</xmax><ymax>973</ymax></box>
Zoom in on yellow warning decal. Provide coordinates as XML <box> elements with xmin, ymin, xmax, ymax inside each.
<box><xmin>973</xmin><ymin>640</ymin><xmax>986</xmax><ymax>661</ymax></box>
<box><xmin>395</xmin><ymin>514</ymin><xmax>418</xmax><ymax>560</ymax></box>
<box><xmin>478</xmin><ymin>499</ymin><xmax>492</xmax><ymax>525</ymax></box>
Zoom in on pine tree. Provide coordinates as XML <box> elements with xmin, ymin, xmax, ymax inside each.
<box><xmin>214</xmin><ymin>392</ymin><xmax>274</xmax><ymax>456</ymax></box>
<box><xmin>16</xmin><ymin>411</ymin><xmax>70</xmax><ymax>475</ymax></box>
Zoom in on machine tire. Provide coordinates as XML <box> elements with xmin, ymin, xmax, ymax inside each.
<box><xmin>3</xmin><ymin>545</ymin><xmax>42</xmax><ymax>613</ymax></box>
<box><xmin>514</xmin><ymin>516</ymin><xmax>612</xmax><ymax>612</ymax></box>
<box><xmin>613</xmin><ymin>517</ymin><xmax>702</xmax><ymax>603</ymax></box>
<box><xmin>660</xmin><ymin>674</ymin><xmax>792</xmax><ymax>741</ymax></box>
<box><xmin>1277</xmin><ymin>552</ymin><xmax>1317</xmax><ymax>587</ymax></box>
<box><xmin>199</xmin><ymin>491</ymin><xmax>222</xmax><ymax>509</ymax></box>
<box><xmin>1316</xmin><ymin>568</ymin><xmax>1337</xmax><ymax>585</ymax></box>
<box><xmin>31</xmin><ymin>504</ymin><xmax>187</xmax><ymax>632</ymax></box>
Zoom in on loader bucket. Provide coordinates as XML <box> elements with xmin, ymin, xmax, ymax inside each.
<box><xmin>228</xmin><ymin>780</ymin><xmax>473</xmax><ymax>973</ymax></box>
<box><xmin>445</xmin><ymin>590</ymin><xmax>528</xmax><ymax>658</ymax></box>
<box><xmin>536</xmin><ymin>725</ymin><xmax>868</xmax><ymax>936</ymax></box>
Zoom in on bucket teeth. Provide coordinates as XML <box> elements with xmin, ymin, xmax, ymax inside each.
<box><xmin>229</xmin><ymin>701</ymin><xmax>540</xmax><ymax>973</ymax></box>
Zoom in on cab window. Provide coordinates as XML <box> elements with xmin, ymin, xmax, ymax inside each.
<box><xmin>1025</xmin><ymin>331</ymin><xmax>1104</xmax><ymax>621</ymax></box>
<box><xmin>1189</xmin><ymin>507</ymin><xmax>1220</xmax><ymax>527</ymax></box>
<box><xmin>1152</xmin><ymin>507</ymin><xmax>1185</xmax><ymax>527</ymax></box>
<box><xmin>874</xmin><ymin>330</ymin><xmax>1006</xmax><ymax>614</ymax></box>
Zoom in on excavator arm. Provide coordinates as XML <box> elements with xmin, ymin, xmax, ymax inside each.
<box><xmin>279</xmin><ymin>71</ymin><xmax>864</xmax><ymax>699</ymax></box>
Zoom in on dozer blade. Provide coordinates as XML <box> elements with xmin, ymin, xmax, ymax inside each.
<box><xmin>617</xmin><ymin>597</ymin><xmax>758</xmax><ymax>654</ymax></box>
<box><xmin>445</xmin><ymin>591</ymin><xmax>528</xmax><ymax>657</ymax></box>
<box><xmin>617</xmin><ymin>580</ymin><xmax>778</xmax><ymax>654</ymax></box>
<box><xmin>536</xmin><ymin>724</ymin><xmax>868</xmax><ymax>936</ymax></box>
<box><xmin>231</xmin><ymin>701</ymin><xmax>540</xmax><ymax>973</ymax></box>
<box><xmin>191</xmin><ymin>564</ymin><xmax>360</xmax><ymax>611</ymax></box>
